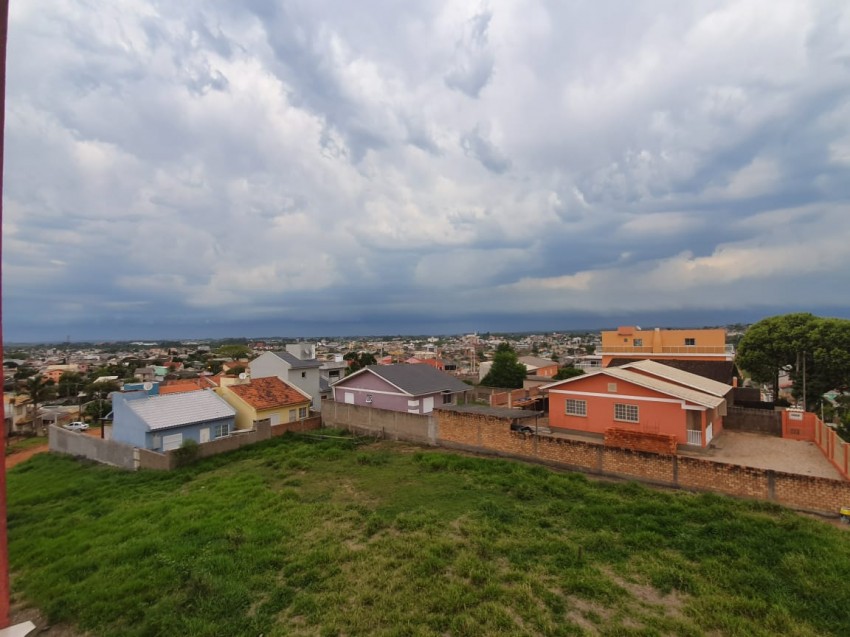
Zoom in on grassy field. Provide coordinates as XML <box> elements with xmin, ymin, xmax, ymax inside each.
<box><xmin>8</xmin><ymin>432</ymin><xmax>850</xmax><ymax>636</ymax></box>
<box><xmin>5</xmin><ymin>435</ymin><xmax>48</xmax><ymax>456</ymax></box>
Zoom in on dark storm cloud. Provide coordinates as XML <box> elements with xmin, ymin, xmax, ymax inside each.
<box><xmin>3</xmin><ymin>1</ymin><xmax>850</xmax><ymax>341</ymax></box>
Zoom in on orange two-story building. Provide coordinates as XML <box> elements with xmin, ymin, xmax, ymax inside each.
<box><xmin>600</xmin><ymin>326</ymin><xmax>733</xmax><ymax>367</ymax></box>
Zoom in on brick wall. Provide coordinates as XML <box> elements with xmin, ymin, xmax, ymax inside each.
<box><xmin>604</xmin><ymin>428</ymin><xmax>678</xmax><ymax>454</ymax></box>
<box><xmin>270</xmin><ymin>414</ymin><xmax>322</xmax><ymax>437</ymax></box>
<box><xmin>432</xmin><ymin>409</ymin><xmax>850</xmax><ymax>515</ymax></box>
<box><xmin>604</xmin><ymin>447</ymin><xmax>676</xmax><ymax>484</ymax></box>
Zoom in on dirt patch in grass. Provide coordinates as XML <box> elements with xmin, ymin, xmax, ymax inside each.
<box><xmin>567</xmin><ymin>596</ymin><xmax>612</xmax><ymax>633</ymax></box>
<box><xmin>604</xmin><ymin>567</ymin><xmax>685</xmax><ymax>618</ymax></box>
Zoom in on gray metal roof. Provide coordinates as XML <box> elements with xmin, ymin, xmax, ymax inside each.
<box><xmin>126</xmin><ymin>390</ymin><xmax>235</xmax><ymax>431</ymax></box>
<box><xmin>543</xmin><ymin>367</ymin><xmax>724</xmax><ymax>409</ymax></box>
<box><xmin>518</xmin><ymin>356</ymin><xmax>558</xmax><ymax>369</ymax></box>
<box><xmin>349</xmin><ymin>364</ymin><xmax>470</xmax><ymax>396</ymax></box>
<box><xmin>619</xmin><ymin>360</ymin><xmax>732</xmax><ymax>397</ymax></box>
<box><xmin>271</xmin><ymin>351</ymin><xmax>322</xmax><ymax>369</ymax></box>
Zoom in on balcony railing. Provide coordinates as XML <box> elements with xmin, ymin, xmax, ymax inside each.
<box><xmin>687</xmin><ymin>430</ymin><xmax>702</xmax><ymax>446</ymax></box>
<box><xmin>600</xmin><ymin>345</ymin><xmax>734</xmax><ymax>355</ymax></box>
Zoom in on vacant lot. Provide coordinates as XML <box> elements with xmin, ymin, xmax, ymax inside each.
<box><xmin>8</xmin><ymin>432</ymin><xmax>850</xmax><ymax>636</ymax></box>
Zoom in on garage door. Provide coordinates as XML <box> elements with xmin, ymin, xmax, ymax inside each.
<box><xmin>162</xmin><ymin>433</ymin><xmax>183</xmax><ymax>451</ymax></box>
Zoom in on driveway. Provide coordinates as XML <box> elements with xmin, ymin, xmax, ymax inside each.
<box><xmin>684</xmin><ymin>431</ymin><xmax>844</xmax><ymax>480</ymax></box>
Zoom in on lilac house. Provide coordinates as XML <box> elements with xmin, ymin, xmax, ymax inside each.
<box><xmin>331</xmin><ymin>364</ymin><xmax>470</xmax><ymax>414</ymax></box>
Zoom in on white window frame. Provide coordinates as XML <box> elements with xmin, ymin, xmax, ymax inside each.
<box><xmin>213</xmin><ymin>423</ymin><xmax>229</xmax><ymax>438</ymax></box>
<box><xmin>614</xmin><ymin>403</ymin><xmax>639</xmax><ymax>423</ymax></box>
<box><xmin>298</xmin><ymin>406</ymin><xmax>308</xmax><ymax>419</ymax></box>
<box><xmin>442</xmin><ymin>393</ymin><xmax>453</xmax><ymax>405</ymax></box>
<box><xmin>289</xmin><ymin>409</ymin><xmax>297</xmax><ymax>422</ymax></box>
<box><xmin>565</xmin><ymin>399</ymin><xmax>587</xmax><ymax>417</ymax></box>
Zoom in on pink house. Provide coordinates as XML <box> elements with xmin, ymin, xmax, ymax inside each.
<box><xmin>543</xmin><ymin>360</ymin><xmax>732</xmax><ymax>448</ymax></box>
<box><xmin>331</xmin><ymin>364</ymin><xmax>469</xmax><ymax>415</ymax></box>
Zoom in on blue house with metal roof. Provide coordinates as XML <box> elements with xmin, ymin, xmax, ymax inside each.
<box><xmin>112</xmin><ymin>390</ymin><xmax>236</xmax><ymax>451</ymax></box>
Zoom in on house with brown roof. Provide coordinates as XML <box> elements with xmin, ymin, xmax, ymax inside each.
<box><xmin>216</xmin><ymin>376</ymin><xmax>312</xmax><ymax>431</ymax></box>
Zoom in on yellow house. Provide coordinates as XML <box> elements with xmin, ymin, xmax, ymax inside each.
<box><xmin>600</xmin><ymin>326</ymin><xmax>732</xmax><ymax>366</ymax></box>
<box><xmin>216</xmin><ymin>376</ymin><xmax>312</xmax><ymax>431</ymax></box>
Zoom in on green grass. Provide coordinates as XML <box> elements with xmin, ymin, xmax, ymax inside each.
<box><xmin>5</xmin><ymin>435</ymin><xmax>47</xmax><ymax>455</ymax></box>
<box><xmin>8</xmin><ymin>431</ymin><xmax>850</xmax><ymax>636</ymax></box>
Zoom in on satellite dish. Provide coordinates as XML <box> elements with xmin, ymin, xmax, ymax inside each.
<box><xmin>143</xmin><ymin>382</ymin><xmax>153</xmax><ymax>391</ymax></box>
<box><xmin>238</xmin><ymin>373</ymin><xmax>247</xmax><ymax>380</ymax></box>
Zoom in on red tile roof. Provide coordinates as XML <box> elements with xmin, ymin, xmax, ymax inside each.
<box><xmin>159</xmin><ymin>379</ymin><xmax>205</xmax><ymax>395</ymax></box>
<box><xmin>228</xmin><ymin>377</ymin><xmax>309</xmax><ymax>410</ymax></box>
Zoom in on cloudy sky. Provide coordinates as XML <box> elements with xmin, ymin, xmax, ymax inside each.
<box><xmin>4</xmin><ymin>0</ymin><xmax>850</xmax><ymax>342</ymax></box>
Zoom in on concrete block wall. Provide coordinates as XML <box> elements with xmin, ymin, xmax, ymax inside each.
<box><xmin>323</xmin><ymin>401</ymin><xmax>435</xmax><ymax>444</ymax></box>
<box><xmin>49</xmin><ymin>426</ymin><xmax>136</xmax><ymax>470</ymax></box>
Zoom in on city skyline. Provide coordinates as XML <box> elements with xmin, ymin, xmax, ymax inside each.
<box><xmin>4</xmin><ymin>1</ymin><xmax>850</xmax><ymax>343</ymax></box>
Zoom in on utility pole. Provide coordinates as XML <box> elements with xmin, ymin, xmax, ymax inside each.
<box><xmin>802</xmin><ymin>350</ymin><xmax>807</xmax><ymax>413</ymax></box>
<box><xmin>0</xmin><ymin>0</ymin><xmax>13</xmax><ymax>628</ymax></box>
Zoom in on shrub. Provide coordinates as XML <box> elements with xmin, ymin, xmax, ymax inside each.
<box><xmin>172</xmin><ymin>439</ymin><xmax>200</xmax><ymax>467</ymax></box>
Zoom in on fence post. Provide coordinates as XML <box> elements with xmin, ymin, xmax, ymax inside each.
<box><xmin>766</xmin><ymin>470</ymin><xmax>776</xmax><ymax>501</ymax></box>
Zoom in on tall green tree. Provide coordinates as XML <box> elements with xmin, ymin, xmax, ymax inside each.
<box><xmin>57</xmin><ymin>371</ymin><xmax>85</xmax><ymax>398</ymax></box>
<box><xmin>22</xmin><ymin>375</ymin><xmax>56</xmax><ymax>431</ymax></box>
<box><xmin>736</xmin><ymin>313</ymin><xmax>850</xmax><ymax>409</ymax></box>
<box><xmin>481</xmin><ymin>343</ymin><xmax>527</xmax><ymax>388</ymax></box>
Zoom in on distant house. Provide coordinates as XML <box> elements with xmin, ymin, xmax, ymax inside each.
<box><xmin>331</xmin><ymin>364</ymin><xmax>470</xmax><ymax>414</ymax></box>
<box><xmin>216</xmin><ymin>376</ymin><xmax>312</xmax><ymax>430</ymax></box>
<box><xmin>478</xmin><ymin>356</ymin><xmax>558</xmax><ymax>383</ymax></box>
<box><xmin>249</xmin><ymin>344</ymin><xmax>323</xmax><ymax>411</ymax></box>
<box><xmin>543</xmin><ymin>360</ymin><xmax>732</xmax><ymax>448</ymax></box>
<box><xmin>407</xmin><ymin>357</ymin><xmax>446</xmax><ymax>371</ymax></box>
<box><xmin>518</xmin><ymin>356</ymin><xmax>559</xmax><ymax>378</ymax></box>
<box><xmin>111</xmin><ymin>390</ymin><xmax>236</xmax><ymax>451</ymax></box>
<box><xmin>158</xmin><ymin>377</ymin><xmax>219</xmax><ymax>395</ymax></box>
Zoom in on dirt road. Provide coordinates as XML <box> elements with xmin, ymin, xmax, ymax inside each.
<box><xmin>6</xmin><ymin>444</ymin><xmax>49</xmax><ymax>469</ymax></box>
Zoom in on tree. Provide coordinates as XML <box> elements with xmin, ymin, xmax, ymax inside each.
<box><xmin>206</xmin><ymin>360</ymin><xmax>224</xmax><ymax>375</ymax></box>
<box><xmin>344</xmin><ymin>351</ymin><xmax>377</xmax><ymax>374</ymax></box>
<box><xmin>553</xmin><ymin>366</ymin><xmax>585</xmax><ymax>381</ymax></box>
<box><xmin>217</xmin><ymin>344</ymin><xmax>251</xmax><ymax>360</ymax></box>
<box><xmin>13</xmin><ymin>366</ymin><xmax>36</xmax><ymax>380</ymax></box>
<box><xmin>736</xmin><ymin>313</ymin><xmax>850</xmax><ymax>410</ymax></box>
<box><xmin>481</xmin><ymin>343</ymin><xmax>527</xmax><ymax>388</ymax></box>
<box><xmin>83</xmin><ymin>380</ymin><xmax>121</xmax><ymax>423</ymax></box>
<box><xmin>22</xmin><ymin>375</ymin><xmax>56</xmax><ymax>431</ymax></box>
<box><xmin>57</xmin><ymin>371</ymin><xmax>85</xmax><ymax>398</ymax></box>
